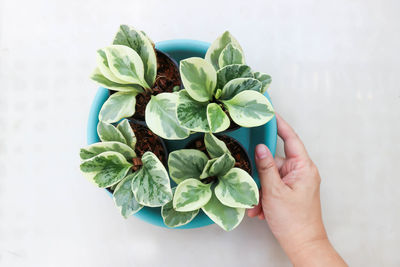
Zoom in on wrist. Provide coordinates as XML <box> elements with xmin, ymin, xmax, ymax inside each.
<box><xmin>277</xmin><ymin>222</ymin><xmax>329</xmax><ymax>264</ymax></box>
<box><xmin>284</xmin><ymin>235</ymin><xmax>346</xmax><ymax>267</ymax></box>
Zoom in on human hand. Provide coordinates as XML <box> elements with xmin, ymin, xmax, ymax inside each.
<box><xmin>248</xmin><ymin>114</ymin><xmax>346</xmax><ymax>267</ymax></box>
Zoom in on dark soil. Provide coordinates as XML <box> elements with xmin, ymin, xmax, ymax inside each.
<box><xmin>186</xmin><ymin>135</ymin><xmax>252</xmax><ymax>176</ymax></box>
<box><xmin>131</xmin><ymin>50</ymin><xmax>181</xmax><ymax>121</ymax></box>
<box><xmin>129</xmin><ymin>122</ymin><xmax>167</xmax><ymax>170</ymax></box>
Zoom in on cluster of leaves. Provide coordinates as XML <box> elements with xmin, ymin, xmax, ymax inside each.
<box><xmin>147</xmin><ymin>31</ymin><xmax>275</xmax><ymax>140</ymax></box>
<box><xmin>84</xmin><ymin>28</ymin><xmax>272</xmax><ymax>231</ymax></box>
<box><xmin>161</xmin><ymin>133</ymin><xmax>259</xmax><ymax>231</ymax></box>
<box><xmin>91</xmin><ymin>25</ymin><xmax>157</xmax><ymax>123</ymax></box>
<box><xmin>79</xmin><ymin>119</ymin><xmax>172</xmax><ymax>218</ymax></box>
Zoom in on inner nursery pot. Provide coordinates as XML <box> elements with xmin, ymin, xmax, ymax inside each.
<box><xmin>109</xmin><ymin>49</ymin><xmax>181</xmax><ymax>123</ymax></box>
<box><xmin>87</xmin><ymin>39</ymin><xmax>278</xmax><ymax>229</ymax></box>
<box><xmin>185</xmin><ymin>134</ymin><xmax>253</xmax><ymax>177</ymax></box>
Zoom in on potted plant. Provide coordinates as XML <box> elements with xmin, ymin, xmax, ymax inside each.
<box><xmin>91</xmin><ymin>25</ymin><xmax>181</xmax><ymax>124</ymax></box>
<box><xmin>162</xmin><ymin>133</ymin><xmax>258</xmax><ymax>231</ymax></box>
<box><xmin>146</xmin><ymin>31</ymin><xmax>274</xmax><ymax>139</ymax></box>
<box><xmin>80</xmin><ymin>119</ymin><xmax>172</xmax><ymax>217</ymax></box>
<box><xmin>82</xmin><ymin>25</ymin><xmax>277</xmax><ymax>231</ymax></box>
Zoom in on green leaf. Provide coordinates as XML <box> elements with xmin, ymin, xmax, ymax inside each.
<box><xmin>140</xmin><ymin>30</ymin><xmax>155</xmax><ymax>46</ymax></box>
<box><xmin>173</xmin><ymin>179</ymin><xmax>212</xmax><ymax>212</ymax></box>
<box><xmin>205</xmin><ymin>31</ymin><xmax>243</xmax><ymax>70</ymax></box>
<box><xmin>104</xmin><ymin>45</ymin><xmax>149</xmax><ymax>88</ymax></box>
<box><xmin>204</xmin><ymin>133</ymin><xmax>230</xmax><ymax>158</ymax></box>
<box><xmin>202</xmin><ymin>189</ymin><xmax>245</xmax><ymax>231</ymax></box>
<box><xmin>168</xmin><ymin>149</ymin><xmax>209</xmax><ymax>184</ymax></box>
<box><xmin>222</xmin><ymin>90</ymin><xmax>275</xmax><ymax>127</ymax></box>
<box><xmin>96</xmin><ymin>49</ymin><xmax>127</xmax><ymax>84</ymax></box>
<box><xmin>80</xmin><ymin>141</ymin><xmax>136</xmax><ymax>161</ymax></box>
<box><xmin>180</xmin><ymin>57</ymin><xmax>217</xmax><ymax>102</ymax></box>
<box><xmin>216</xmin><ymin>64</ymin><xmax>253</xmax><ymax>89</ymax></box>
<box><xmin>176</xmin><ymin>90</ymin><xmax>210</xmax><ymax>132</ymax></box>
<box><xmin>209</xmin><ymin>153</ymin><xmax>235</xmax><ymax>177</ymax></box>
<box><xmin>206</xmin><ymin>103</ymin><xmax>230</xmax><ymax>133</ymax></box>
<box><xmin>220</xmin><ymin>78</ymin><xmax>262</xmax><ymax>100</ymax></box>
<box><xmin>215</xmin><ymin>168</ymin><xmax>259</xmax><ymax>208</ymax></box>
<box><xmin>161</xmin><ymin>188</ymin><xmax>199</xmax><ymax>228</ymax></box>
<box><xmin>91</xmin><ymin>68</ymin><xmax>144</xmax><ymax>92</ymax></box>
<box><xmin>113</xmin><ymin>174</ymin><xmax>143</xmax><ymax>218</ymax></box>
<box><xmin>199</xmin><ymin>158</ymin><xmax>218</xmax><ymax>179</ymax></box>
<box><xmin>145</xmin><ymin>93</ymin><xmax>190</xmax><ymax>140</ymax></box>
<box><xmin>80</xmin><ymin>151</ymin><xmax>132</xmax><ymax>188</ymax></box>
<box><xmin>99</xmin><ymin>91</ymin><xmax>137</xmax><ymax>123</ymax></box>
<box><xmin>97</xmin><ymin>121</ymin><xmax>127</xmax><ymax>144</ymax></box>
<box><xmin>116</xmin><ymin>119</ymin><xmax>136</xmax><ymax>150</ymax></box>
<box><xmin>253</xmin><ymin>72</ymin><xmax>272</xmax><ymax>94</ymax></box>
<box><xmin>215</xmin><ymin>88</ymin><xmax>222</xmax><ymax>99</ymax></box>
<box><xmin>113</xmin><ymin>25</ymin><xmax>157</xmax><ymax>87</ymax></box>
<box><xmin>131</xmin><ymin>152</ymin><xmax>172</xmax><ymax>207</ymax></box>
<box><xmin>218</xmin><ymin>43</ymin><xmax>245</xmax><ymax>68</ymax></box>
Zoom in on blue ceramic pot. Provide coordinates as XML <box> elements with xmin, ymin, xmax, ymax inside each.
<box><xmin>86</xmin><ymin>39</ymin><xmax>277</xmax><ymax>229</ymax></box>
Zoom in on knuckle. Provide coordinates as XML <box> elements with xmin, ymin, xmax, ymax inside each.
<box><xmin>258</xmin><ymin>159</ymin><xmax>276</xmax><ymax>173</ymax></box>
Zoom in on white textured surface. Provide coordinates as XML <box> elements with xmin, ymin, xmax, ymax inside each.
<box><xmin>1</xmin><ymin>0</ymin><xmax>399</xmax><ymax>266</ymax></box>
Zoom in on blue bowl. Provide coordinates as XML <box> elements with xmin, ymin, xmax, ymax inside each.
<box><xmin>86</xmin><ymin>39</ymin><xmax>277</xmax><ymax>229</ymax></box>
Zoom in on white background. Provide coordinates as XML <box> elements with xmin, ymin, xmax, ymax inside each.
<box><xmin>1</xmin><ymin>0</ymin><xmax>399</xmax><ymax>266</ymax></box>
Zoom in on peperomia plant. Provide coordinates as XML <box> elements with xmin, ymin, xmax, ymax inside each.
<box><xmin>79</xmin><ymin>119</ymin><xmax>172</xmax><ymax>217</ymax></box>
<box><xmin>161</xmin><ymin>133</ymin><xmax>259</xmax><ymax>231</ymax></box>
<box><xmin>205</xmin><ymin>31</ymin><xmax>272</xmax><ymax>93</ymax></box>
<box><xmin>91</xmin><ymin>25</ymin><xmax>156</xmax><ymax>122</ymax></box>
<box><xmin>147</xmin><ymin>31</ymin><xmax>275</xmax><ymax>138</ymax></box>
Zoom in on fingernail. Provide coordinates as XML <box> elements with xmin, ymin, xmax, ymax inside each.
<box><xmin>256</xmin><ymin>145</ymin><xmax>268</xmax><ymax>159</ymax></box>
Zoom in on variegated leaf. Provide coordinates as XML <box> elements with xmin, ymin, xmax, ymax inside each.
<box><xmin>215</xmin><ymin>168</ymin><xmax>259</xmax><ymax>209</ymax></box>
<box><xmin>99</xmin><ymin>91</ymin><xmax>137</xmax><ymax>123</ymax></box>
<box><xmin>113</xmin><ymin>25</ymin><xmax>157</xmax><ymax>87</ymax></box>
<box><xmin>131</xmin><ymin>152</ymin><xmax>172</xmax><ymax>207</ymax></box>
<box><xmin>140</xmin><ymin>30</ymin><xmax>155</xmax><ymax>46</ymax></box>
<box><xmin>215</xmin><ymin>88</ymin><xmax>222</xmax><ymax>99</ymax></box>
<box><xmin>91</xmin><ymin>68</ymin><xmax>144</xmax><ymax>92</ymax></box>
<box><xmin>145</xmin><ymin>93</ymin><xmax>190</xmax><ymax>140</ymax></box>
<box><xmin>173</xmin><ymin>179</ymin><xmax>212</xmax><ymax>212</ymax></box>
<box><xmin>218</xmin><ymin>43</ymin><xmax>245</xmax><ymax>68</ymax></box>
<box><xmin>220</xmin><ymin>78</ymin><xmax>262</xmax><ymax>100</ymax></box>
<box><xmin>97</xmin><ymin>121</ymin><xmax>127</xmax><ymax>144</ymax></box>
<box><xmin>200</xmin><ymin>158</ymin><xmax>218</xmax><ymax>179</ymax></box>
<box><xmin>96</xmin><ymin>49</ymin><xmax>128</xmax><ymax>84</ymax></box>
<box><xmin>216</xmin><ymin>64</ymin><xmax>253</xmax><ymax>89</ymax></box>
<box><xmin>113</xmin><ymin>174</ymin><xmax>143</xmax><ymax>218</ymax></box>
<box><xmin>161</xmin><ymin>188</ymin><xmax>199</xmax><ymax>228</ymax></box>
<box><xmin>209</xmin><ymin>153</ymin><xmax>235</xmax><ymax>177</ymax></box>
<box><xmin>222</xmin><ymin>90</ymin><xmax>275</xmax><ymax>127</ymax></box>
<box><xmin>104</xmin><ymin>45</ymin><xmax>149</xmax><ymax>88</ymax></box>
<box><xmin>206</xmin><ymin>103</ymin><xmax>230</xmax><ymax>133</ymax></box>
<box><xmin>80</xmin><ymin>141</ymin><xmax>136</xmax><ymax>161</ymax></box>
<box><xmin>168</xmin><ymin>149</ymin><xmax>209</xmax><ymax>184</ymax></box>
<box><xmin>176</xmin><ymin>90</ymin><xmax>210</xmax><ymax>132</ymax></box>
<box><xmin>202</xmin><ymin>189</ymin><xmax>245</xmax><ymax>231</ymax></box>
<box><xmin>80</xmin><ymin>151</ymin><xmax>132</xmax><ymax>188</ymax></box>
<box><xmin>205</xmin><ymin>31</ymin><xmax>243</xmax><ymax>70</ymax></box>
<box><xmin>253</xmin><ymin>72</ymin><xmax>272</xmax><ymax>94</ymax></box>
<box><xmin>116</xmin><ymin>119</ymin><xmax>136</xmax><ymax>150</ymax></box>
<box><xmin>204</xmin><ymin>133</ymin><xmax>230</xmax><ymax>158</ymax></box>
<box><xmin>180</xmin><ymin>57</ymin><xmax>217</xmax><ymax>102</ymax></box>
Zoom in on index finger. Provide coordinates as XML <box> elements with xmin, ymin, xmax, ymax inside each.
<box><xmin>276</xmin><ymin>114</ymin><xmax>308</xmax><ymax>158</ymax></box>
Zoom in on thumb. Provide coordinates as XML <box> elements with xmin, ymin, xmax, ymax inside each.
<box><xmin>255</xmin><ymin>144</ymin><xmax>285</xmax><ymax>191</ymax></box>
